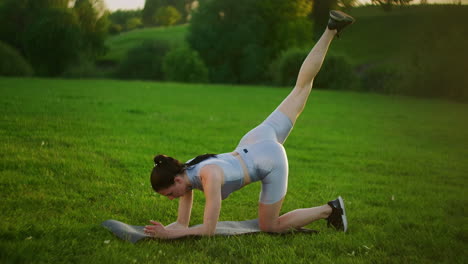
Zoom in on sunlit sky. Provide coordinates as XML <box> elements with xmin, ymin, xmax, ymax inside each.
<box><xmin>104</xmin><ymin>0</ymin><xmax>467</xmax><ymax>11</ymax></box>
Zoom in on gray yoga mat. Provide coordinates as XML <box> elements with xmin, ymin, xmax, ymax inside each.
<box><xmin>102</xmin><ymin>219</ymin><xmax>318</xmax><ymax>243</ymax></box>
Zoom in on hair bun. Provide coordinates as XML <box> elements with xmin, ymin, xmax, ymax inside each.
<box><xmin>153</xmin><ymin>154</ymin><xmax>167</xmax><ymax>166</ymax></box>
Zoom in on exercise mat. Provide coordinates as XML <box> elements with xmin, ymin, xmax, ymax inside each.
<box><xmin>102</xmin><ymin>219</ymin><xmax>318</xmax><ymax>243</ymax></box>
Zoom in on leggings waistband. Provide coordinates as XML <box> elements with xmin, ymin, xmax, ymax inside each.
<box><xmin>231</xmin><ymin>152</ymin><xmax>251</xmax><ymax>186</ymax></box>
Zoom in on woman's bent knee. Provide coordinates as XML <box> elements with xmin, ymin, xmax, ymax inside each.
<box><xmin>258</xmin><ymin>219</ymin><xmax>282</xmax><ymax>233</ymax></box>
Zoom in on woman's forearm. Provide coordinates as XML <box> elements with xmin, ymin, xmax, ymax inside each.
<box><xmin>176</xmin><ymin>190</ymin><xmax>193</xmax><ymax>227</ymax></box>
<box><xmin>165</xmin><ymin>222</ymin><xmax>187</xmax><ymax>230</ymax></box>
<box><xmin>166</xmin><ymin>223</ymin><xmax>214</xmax><ymax>239</ymax></box>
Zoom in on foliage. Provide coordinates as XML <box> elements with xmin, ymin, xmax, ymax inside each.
<box><xmin>0</xmin><ymin>41</ymin><xmax>34</xmax><ymax>77</ymax></box>
<box><xmin>125</xmin><ymin>17</ymin><xmax>144</xmax><ymax>31</ymax></box>
<box><xmin>399</xmin><ymin>26</ymin><xmax>468</xmax><ymax>101</ymax></box>
<box><xmin>109</xmin><ymin>9</ymin><xmax>142</xmax><ymax>33</ymax></box>
<box><xmin>0</xmin><ymin>0</ymin><xmax>109</xmax><ymax>76</ymax></box>
<box><xmin>23</xmin><ymin>8</ymin><xmax>82</xmax><ymax>76</ymax></box>
<box><xmin>315</xmin><ymin>54</ymin><xmax>360</xmax><ymax>90</ymax></box>
<box><xmin>73</xmin><ymin>0</ymin><xmax>110</xmax><ymax>59</ymax></box>
<box><xmin>61</xmin><ymin>58</ymin><xmax>111</xmax><ymax>79</ymax></box>
<box><xmin>162</xmin><ymin>47</ymin><xmax>209</xmax><ymax>83</ymax></box>
<box><xmin>102</xmin><ymin>25</ymin><xmax>188</xmax><ymax>63</ymax></box>
<box><xmin>371</xmin><ymin>0</ymin><xmax>414</xmax><ymax>11</ymax></box>
<box><xmin>337</xmin><ymin>0</ymin><xmax>358</xmax><ymax>10</ymax></box>
<box><xmin>270</xmin><ymin>48</ymin><xmax>309</xmax><ymax>87</ymax></box>
<box><xmin>360</xmin><ymin>64</ymin><xmax>401</xmax><ymax>94</ymax></box>
<box><xmin>187</xmin><ymin>0</ymin><xmax>313</xmax><ymax>84</ymax></box>
<box><xmin>143</xmin><ymin>0</ymin><xmax>196</xmax><ymax>25</ymax></box>
<box><xmin>0</xmin><ymin>0</ymin><xmax>38</xmax><ymax>54</ymax></box>
<box><xmin>311</xmin><ymin>0</ymin><xmax>338</xmax><ymax>39</ymax></box>
<box><xmin>114</xmin><ymin>39</ymin><xmax>170</xmax><ymax>80</ymax></box>
<box><xmin>154</xmin><ymin>6</ymin><xmax>181</xmax><ymax>26</ymax></box>
<box><xmin>109</xmin><ymin>24</ymin><xmax>123</xmax><ymax>35</ymax></box>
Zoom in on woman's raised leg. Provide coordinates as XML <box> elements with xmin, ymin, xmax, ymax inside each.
<box><xmin>277</xmin><ymin>28</ymin><xmax>336</xmax><ymax>125</ymax></box>
<box><xmin>278</xmin><ymin>10</ymin><xmax>355</xmax><ymax>125</ymax></box>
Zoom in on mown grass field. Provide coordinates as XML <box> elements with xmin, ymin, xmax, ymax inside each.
<box><xmin>0</xmin><ymin>77</ymin><xmax>467</xmax><ymax>263</ymax></box>
<box><xmin>101</xmin><ymin>25</ymin><xmax>188</xmax><ymax>62</ymax></box>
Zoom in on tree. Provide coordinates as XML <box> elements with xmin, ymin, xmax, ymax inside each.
<box><xmin>23</xmin><ymin>8</ymin><xmax>82</xmax><ymax>76</ymax></box>
<box><xmin>338</xmin><ymin>0</ymin><xmax>357</xmax><ymax>10</ymax></box>
<box><xmin>125</xmin><ymin>17</ymin><xmax>143</xmax><ymax>30</ymax></box>
<box><xmin>73</xmin><ymin>0</ymin><xmax>110</xmax><ymax>58</ymax></box>
<box><xmin>0</xmin><ymin>0</ymin><xmax>76</xmax><ymax>57</ymax></box>
<box><xmin>0</xmin><ymin>41</ymin><xmax>34</xmax><ymax>77</ymax></box>
<box><xmin>143</xmin><ymin>0</ymin><xmax>167</xmax><ymax>26</ymax></box>
<box><xmin>155</xmin><ymin>6</ymin><xmax>181</xmax><ymax>26</ymax></box>
<box><xmin>109</xmin><ymin>9</ymin><xmax>142</xmax><ymax>32</ymax></box>
<box><xmin>143</xmin><ymin>0</ymin><xmax>197</xmax><ymax>25</ymax></box>
<box><xmin>172</xmin><ymin>0</ymin><xmax>198</xmax><ymax>23</ymax></box>
<box><xmin>187</xmin><ymin>0</ymin><xmax>313</xmax><ymax>84</ymax></box>
<box><xmin>371</xmin><ymin>0</ymin><xmax>413</xmax><ymax>11</ymax></box>
<box><xmin>0</xmin><ymin>0</ymin><xmax>109</xmax><ymax>76</ymax></box>
<box><xmin>311</xmin><ymin>0</ymin><xmax>338</xmax><ymax>39</ymax></box>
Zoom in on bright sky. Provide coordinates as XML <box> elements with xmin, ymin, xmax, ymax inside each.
<box><xmin>104</xmin><ymin>0</ymin><xmax>145</xmax><ymax>11</ymax></box>
<box><xmin>103</xmin><ymin>0</ymin><xmax>466</xmax><ymax>11</ymax></box>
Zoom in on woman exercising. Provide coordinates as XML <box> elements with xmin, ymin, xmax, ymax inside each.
<box><xmin>144</xmin><ymin>10</ymin><xmax>355</xmax><ymax>239</ymax></box>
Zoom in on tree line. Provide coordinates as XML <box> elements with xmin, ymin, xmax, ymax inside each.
<box><xmin>4</xmin><ymin>0</ymin><xmax>465</xmax><ymax>102</ymax></box>
<box><xmin>0</xmin><ymin>0</ymin><xmax>108</xmax><ymax>76</ymax></box>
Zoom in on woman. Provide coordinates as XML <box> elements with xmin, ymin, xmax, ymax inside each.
<box><xmin>144</xmin><ymin>10</ymin><xmax>355</xmax><ymax>239</ymax></box>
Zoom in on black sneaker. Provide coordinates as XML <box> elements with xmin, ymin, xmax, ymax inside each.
<box><xmin>326</xmin><ymin>196</ymin><xmax>348</xmax><ymax>232</ymax></box>
<box><xmin>328</xmin><ymin>10</ymin><xmax>355</xmax><ymax>37</ymax></box>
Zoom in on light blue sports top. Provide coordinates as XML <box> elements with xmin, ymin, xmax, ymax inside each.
<box><xmin>185</xmin><ymin>153</ymin><xmax>257</xmax><ymax>200</ymax></box>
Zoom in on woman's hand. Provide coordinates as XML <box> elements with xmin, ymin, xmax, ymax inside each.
<box><xmin>144</xmin><ymin>220</ymin><xmax>171</xmax><ymax>239</ymax></box>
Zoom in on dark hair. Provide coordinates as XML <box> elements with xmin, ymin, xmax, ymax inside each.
<box><xmin>150</xmin><ymin>153</ymin><xmax>217</xmax><ymax>191</ymax></box>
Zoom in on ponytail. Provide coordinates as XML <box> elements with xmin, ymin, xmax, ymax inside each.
<box><xmin>150</xmin><ymin>153</ymin><xmax>217</xmax><ymax>191</ymax></box>
<box><xmin>185</xmin><ymin>154</ymin><xmax>217</xmax><ymax>168</ymax></box>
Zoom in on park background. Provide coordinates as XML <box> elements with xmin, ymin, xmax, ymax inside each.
<box><xmin>1</xmin><ymin>0</ymin><xmax>467</xmax><ymax>263</ymax></box>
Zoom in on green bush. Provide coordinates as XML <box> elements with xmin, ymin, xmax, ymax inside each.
<box><xmin>360</xmin><ymin>64</ymin><xmax>402</xmax><ymax>94</ymax></box>
<box><xmin>125</xmin><ymin>17</ymin><xmax>143</xmax><ymax>31</ymax></box>
<box><xmin>400</xmin><ymin>27</ymin><xmax>468</xmax><ymax>101</ymax></box>
<box><xmin>155</xmin><ymin>6</ymin><xmax>181</xmax><ymax>26</ymax></box>
<box><xmin>109</xmin><ymin>9</ymin><xmax>142</xmax><ymax>32</ymax></box>
<box><xmin>114</xmin><ymin>40</ymin><xmax>170</xmax><ymax>80</ymax></box>
<box><xmin>109</xmin><ymin>24</ymin><xmax>123</xmax><ymax>35</ymax></box>
<box><xmin>61</xmin><ymin>59</ymin><xmax>110</xmax><ymax>79</ymax></box>
<box><xmin>162</xmin><ymin>47</ymin><xmax>209</xmax><ymax>83</ymax></box>
<box><xmin>23</xmin><ymin>8</ymin><xmax>82</xmax><ymax>76</ymax></box>
<box><xmin>187</xmin><ymin>0</ymin><xmax>313</xmax><ymax>84</ymax></box>
<box><xmin>315</xmin><ymin>55</ymin><xmax>360</xmax><ymax>90</ymax></box>
<box><xmin>270</xmin><ymin>48</ymin><xmax>309</xmax><ymax>87</ymax></box>
<box><xmin>270</xmin><ymin>49</ymin><xmax>359</xmax><ymax>90</ymax></box>
<box><xmin>0</xmin><ymin>41</ymin><xmax>34</xmax><ymax>77</ymax></box>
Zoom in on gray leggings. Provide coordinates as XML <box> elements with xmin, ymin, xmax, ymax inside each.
<box><xmin>235</xmin><ymin>109</ymin><xmax>293</xmax><ymax>204</ymax></box>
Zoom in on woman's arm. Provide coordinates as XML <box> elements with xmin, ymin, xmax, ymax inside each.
<box><xmin>144</xmin><ymin>165</ymin><xmax>223</xmax><ymax>239</ymax></box>
<box><xmin>166</xmin><ymin>190</ymin><xmax>193</xmax><ymax>229</ymax></box>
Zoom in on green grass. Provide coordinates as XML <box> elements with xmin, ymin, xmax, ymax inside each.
<box><xmin>0</xmin><ymin>77</ymin><xmax>467</xmax><ymax>263</ymax></box>
<box><xmin>101</xmin><ymin>25</ymin><xmax>188</xmax><ymax>62</ymax></box>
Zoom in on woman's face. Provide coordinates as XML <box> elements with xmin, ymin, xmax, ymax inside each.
<box><xmin>157</xmin><ymin>175</ymin><xmax>187</xmax><ymax>200</ymax></box>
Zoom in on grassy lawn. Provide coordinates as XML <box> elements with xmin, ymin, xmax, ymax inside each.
<box><xmin>0</xmin><ymin>77</ymin><xmax>467</xmax><ymax>263</ymax></box>
<box><xmin>101</xmin><ymin>25</ymin><xmax>188</xmax><ymax>62</ymax></box>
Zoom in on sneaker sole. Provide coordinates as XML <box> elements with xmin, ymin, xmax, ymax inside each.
<box><xmin>330</xmin><ymin>10</ymin><xmax>355</xmax><ymax>24</ymax></box>
<box><xmin>338</xmin><ymin>196</ymin><xmax>348</xmax><ymax>232</ymax></box>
